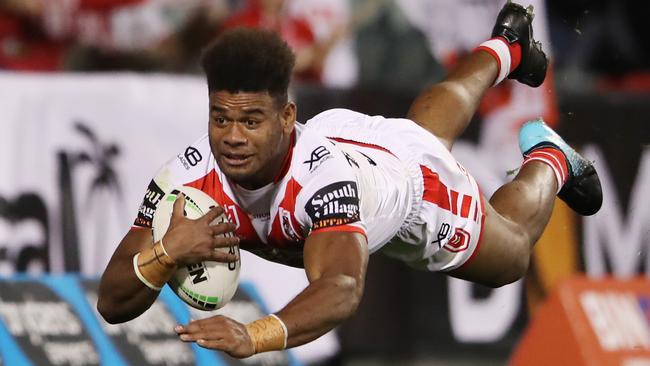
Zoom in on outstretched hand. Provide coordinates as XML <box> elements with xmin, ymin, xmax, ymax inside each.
<box><xmin>161</xmin><ymin>194</ymin><xmax>239</xmax><ymax>265</ymax></box>
<box><xmin>175</xmin><ymin>315</ymin><xmax>255</xmax><ymax>358</ymax></box>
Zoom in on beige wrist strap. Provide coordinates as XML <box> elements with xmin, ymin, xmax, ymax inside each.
<box><xmin>133</xmin><ymin>240</ymin><xmax>176</xmax><ymax>291</ymax></box>
<box><xmin>245</xmin><ymin>314</ymin><xmax>288</xmax><ymax>353</ymax></box>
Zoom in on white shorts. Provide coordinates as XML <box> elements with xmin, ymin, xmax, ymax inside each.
<box><xmin>305</xmin><ymin>109</ymin><xmax>486</xmax><ymax>272</ymax></box>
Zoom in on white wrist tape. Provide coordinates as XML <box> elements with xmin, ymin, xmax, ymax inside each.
<box><xmin>133</xmin><ymin>253</ymin><xmax>163</xmax><ymax>291</ymax></box>
<box><xmin>270</xmin><ymin>313</ymin><xmax>288</xmax><ymax>349</ymax></box>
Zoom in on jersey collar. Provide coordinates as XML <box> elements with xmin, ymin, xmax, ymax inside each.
<box><xmin>273</xmin><ymin>129</ymin><xmax>296</xmax><ymax>183</ymax></box>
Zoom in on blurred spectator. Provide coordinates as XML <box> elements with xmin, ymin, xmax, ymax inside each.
<box><xmin>287</xmin><ymin>0</ymin><xmax>358</xmax><ymax>88</ymax></box>
<box><xmin>0</xmin><ymin>0</ymin><xmax>66</xmax><ymax>70</ymax></box>
<box><xmin>222</xmin><ymin>0</ymin><xmax>344</xmax><ymax>83</ymax></box>
<box><xmin>0</xmin><ymin>0</ymin><xmax>148</xmax><ymax>71</ymax></box>
<box><xmin>352</xmin><ymin>0</ymin><xmax>442</xmax><ymax>91</ymax></box>
<box><xmin>67</xmin><ymin>0</ymin><xmax>231</xmax><ymax>72</ymax></box>
<box><xmin>0</xmin><ymin>0</ymin><xmax>232</xmax><ymax>72</ymax></box>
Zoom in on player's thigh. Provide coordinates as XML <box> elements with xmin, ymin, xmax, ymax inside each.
<box><xmin>448</xmin><ymin>198</ymin><xmax>530</xmax><ymax>286</ymax></box>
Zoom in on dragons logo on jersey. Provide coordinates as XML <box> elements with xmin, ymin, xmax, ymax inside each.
<box><xmin>306</xmin><ymin>181</ymin><xmax>360</xmax><ymax>230</ymax></box>
<box><xmin>134</xmin><ymin>180</ymin><xmax>165</xmax><ymax>228</ymax></box>
<box><xmin>280</xmin><ymin>207</ymin><xmax>302</xmax><ymax>241</ymax></box>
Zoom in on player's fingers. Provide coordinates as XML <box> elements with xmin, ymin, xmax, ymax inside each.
<box><xmin>210</xmin><ymin>222</ymin><xmax>237</xmax><ymax>236</ymax></box>
<box><xmin>207</xmin><ymin>248</ymin><xmax>239</xmax><ymax>263</ymax></box>
<box><xmin>196</xmin><ymin>339</ymin><xmax>225</xmax><ymax>350</ymax></box>
<box><xmin>212</xmin><ymin>235</ymin><xmax>239</xmax><ymax>248</ymax></box>
<box><xmin>179</xmin><ymin>329</ymin><xmax>217</xmax><ymax>342</ymax></box>
<box><xmin>201</xmin><ymin>205</ymin><xmax>225</xmax><ymax>223</ymax></box>
<box><xmin>182</xmin><ymin>316</ymin><xmax>227</xmax><ymax>332</ymax></box>
<box><xmin>176</xmin><ymin>322</ymin><xmax>205</xmax><ymax>339</ymax></box>
<box><xmin>171</xmin><ymin>193</ymin><xmax>186</xmax><ymax>219</ymax></box>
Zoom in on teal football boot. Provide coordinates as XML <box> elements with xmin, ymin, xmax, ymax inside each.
<box><xmin>519</xmin><ymin>119</ymin><xmax>602</xmax><ymax>215</ymax></box>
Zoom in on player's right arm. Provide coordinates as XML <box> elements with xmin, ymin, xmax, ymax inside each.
<box><xmin>97</xmin><ymin>227</ymin><xmax>160</xmax><ymax>324</ymax></box>
<box><xmin>97</xmin><ymin>194</ymin><xmax>239</xmax><ymax>324</ymax></box>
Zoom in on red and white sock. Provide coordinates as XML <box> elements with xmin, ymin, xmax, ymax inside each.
<box><xmin>475</xmin><ymin>37</ymin><xmax>522</xmax><ymax>86</ymax></box>
<box><xmin>522</xmin><ymin>147</ymin><xmax>569</xmax><ymax>193</ymax></box>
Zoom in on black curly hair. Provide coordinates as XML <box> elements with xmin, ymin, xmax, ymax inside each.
<box><xmin>201</xmin><ymin>27</ymin><xmax>295</xmax><ymax>106</ymax></box>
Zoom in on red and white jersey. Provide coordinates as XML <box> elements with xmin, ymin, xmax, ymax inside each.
<box><xmin>134</xmin><ymin>108</ymin><xmax>485</xmax><ymax>271</ymax></box>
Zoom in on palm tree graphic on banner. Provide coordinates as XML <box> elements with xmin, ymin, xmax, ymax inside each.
<box><xmin>60</xmin><ymin>121</ymin><xmax>124</xmax><ymax>273</ymax></box>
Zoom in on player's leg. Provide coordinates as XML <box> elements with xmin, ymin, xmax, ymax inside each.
<box><xmin>407</xmin><ymin>1</ymin><xmax>547</xmax><ymax>150</ymax></box>
<box><xmin>407</xmin><ymin>52</ymin><xmax>498</xmax><ymax>150</ymax></box>
<box><xmin>448</xmin><ymin>121</ymin><xmax>602</xmax><ymax>286</ymax></box>
<box><xmin>449</xmin><ymin>162</ymin><xmax>556</xmax><ymax>286</ymax></box>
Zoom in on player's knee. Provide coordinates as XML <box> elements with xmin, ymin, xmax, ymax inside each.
<box><xmin>484</xmin><ymin>232</ymin><xmax>532</xmax><ymax>288</ymax></box>
<box><xmin>491</xmin><ymin>254</ymin><xmax>530</xmax><ymax>288</ymax></box>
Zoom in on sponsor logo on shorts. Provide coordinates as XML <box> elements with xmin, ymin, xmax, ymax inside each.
<box><xmin>134</xmin><ymin>180</ymin><xmax>165</xmax><ymax>227</ymax></box>
<box><xmin>444</xmin><ymin>227</ymin><xmax>470</xmax><ymax>252</ymax></box>
<box><xmin>303</xmin><ymin>146</ymin><xmax>332</xmax><ymax>172</ymax></box>
<box><xmin>431</xmin><ymin>223</ymin><xmax>452</xmax><ymax>248</ymax></box>
<box><xmin>305</xmin><ymin>181</ymin><xmax>360</xmax><ymax>230</ymax></box>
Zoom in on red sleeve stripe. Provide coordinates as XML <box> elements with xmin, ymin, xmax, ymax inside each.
<box><xmin>328</xmin><ymin>137</ymin><xmax>396</xmax><ymax>157</ymax></box>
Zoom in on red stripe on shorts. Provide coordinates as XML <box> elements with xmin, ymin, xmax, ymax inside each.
<box><xmin>450</xmin><ymin>190</ymin><xmax>459</xmax><ymax>214</ymax></box>
<box><xmin>420</xmin><ymin>165</ymin><xmax>451</xmax><ymax>210</ymax></box>
<box><xmin>460</xmin><ymin>194</ymin><xmax>472</xmax><ymax>218</ymax></box>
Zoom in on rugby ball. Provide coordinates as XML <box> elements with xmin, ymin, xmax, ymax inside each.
<box><xmin>152</xmin><ymin>186</ymin><xmax>240</xmax><ymax>310</ymax></box>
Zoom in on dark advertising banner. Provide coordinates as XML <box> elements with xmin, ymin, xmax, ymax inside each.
<box><xmin>173</xmin><ymin>283</ymin><xmax>299</xmax><ymax>366</ymax></box>
<box><xmin>81</xmin><ymin>279</ymin><xmax>197</xmax><ymax>366</ymax></box>
<box><xmin>0</xmin><ymin>277</ymin><xmax>301</xmax><ymax>366</ymax></box>
<box><xmin>0</xmin><ymin>278</ymin><xmax>101</xmax><ymax>365</ymax></box>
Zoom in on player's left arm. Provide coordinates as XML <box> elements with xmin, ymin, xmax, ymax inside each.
<box><xmin>276</xmin><ymin>230</ymin><xmax>369</xmax><ymax>346</ymax></box>
<box><xmin>174</xmin><ymin>230</ymin><xmax>368</xmax><ymax>358</ymax></box>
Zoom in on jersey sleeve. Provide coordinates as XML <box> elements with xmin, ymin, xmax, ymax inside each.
<box><xmin>293</xmin><ymin>138</ymin><xmax>367</xmax><ymax>238</ymax></box>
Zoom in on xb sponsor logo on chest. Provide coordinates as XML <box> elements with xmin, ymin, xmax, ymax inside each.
<box><xmin>303</xmin><ymin>146</ymin><xmax>332</xmax><ymax>172</ymax></box>
<box><xmin>306</xmin><ymin>181</ymin><xmax>360</xmax><ymax>230</ymax></box>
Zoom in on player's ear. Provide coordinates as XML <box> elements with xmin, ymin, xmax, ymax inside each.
<box><xmin>281</xmin><ymin>101</ymin><xmax>296</xmax><ymax>134</ymax></box>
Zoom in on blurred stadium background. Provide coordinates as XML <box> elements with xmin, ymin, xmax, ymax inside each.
<box><xmin>0</xmin><ymin>0</ymin><xmax>649</xmax><ymax>365</ymax></box>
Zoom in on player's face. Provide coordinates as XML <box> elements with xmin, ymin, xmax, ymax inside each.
<box><xmin>208</xmin><ymin>90</ymin><xmax>295</xmax><ymax>189</ymax></box>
